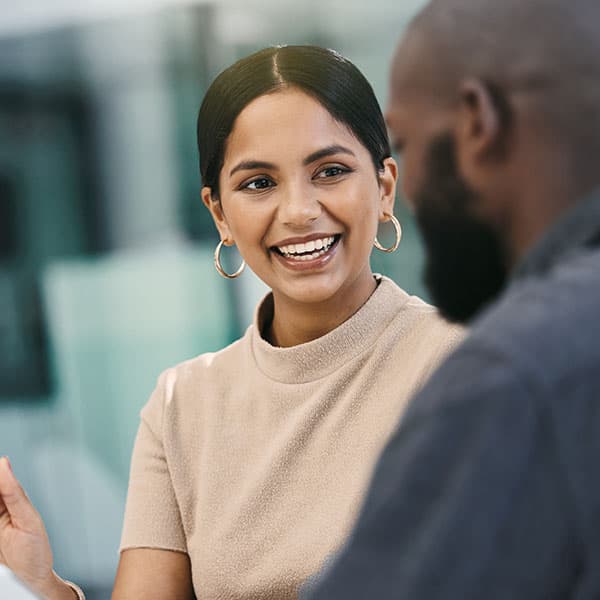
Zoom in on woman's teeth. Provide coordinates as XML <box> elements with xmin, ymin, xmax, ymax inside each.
<box><xmin>277</xmin><ymin>236</ymin><xmax>336</xmax><ymax>260</ymax></box>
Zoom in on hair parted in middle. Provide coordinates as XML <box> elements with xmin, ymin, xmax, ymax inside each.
<box><xmin>197</xmin><ymin>45</ymin><xmax>392</xmax><ymax>200</ymax></box>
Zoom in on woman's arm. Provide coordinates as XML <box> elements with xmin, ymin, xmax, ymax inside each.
<box><xmin>112</xmin><ymin>548</ymin><xmax>195</xmax><ymax>600</ymax></box>
<box><xmin>0</xmin><ymin>456</ymin><xmax>195</xmax><ymax>600</ymax></box>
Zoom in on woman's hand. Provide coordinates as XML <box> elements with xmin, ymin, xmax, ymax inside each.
<box><xmin>0</xmin><ymin>456</ymin><xmax>74</xmax><ymax>599</ymax></box>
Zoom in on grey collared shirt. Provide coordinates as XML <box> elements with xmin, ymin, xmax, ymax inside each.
<box><xmin>306</xmin><ymin>190</ymin><xmax>600</xmax><ymax>599</ymax></box>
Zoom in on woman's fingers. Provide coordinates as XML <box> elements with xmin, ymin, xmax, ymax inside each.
<box><xmin>0</xmin><ymin>457</ymin><xmax>56</xmax><ymax>597</ymax></box>
<box><xmin>0</xmin><ymin>457</ymin><xmax>40</xmax><ymax>533</ymax></box>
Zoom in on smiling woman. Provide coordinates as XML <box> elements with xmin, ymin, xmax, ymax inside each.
<box><xmin>0</xmin><ymin>46</ymin><xmax>464</xmax><ymax>600</ymax></box>
<box><xmin>204</xmin><ymin>87</ymin><xmax>397</xmax><ymax>345</ymax></box>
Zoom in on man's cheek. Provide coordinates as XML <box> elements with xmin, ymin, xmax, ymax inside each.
<box><xmin>400</xmin><ymin>156</ymin><xmax>421</xmax><ymax>211</ymax></box>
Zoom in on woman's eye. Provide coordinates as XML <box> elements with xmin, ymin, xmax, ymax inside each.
<box><xmin>317</xmin><ymin>166</ymin><xmax>350</xmax><ymax>179</ymax></box>
<box><xmin>243</xmin><ymin>177</ymin><xmax>274</xmax><ymax>191</ymax></box>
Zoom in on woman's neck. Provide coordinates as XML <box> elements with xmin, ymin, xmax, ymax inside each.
<box><xmin>266</xmin><ymin>271</ymin><xmax>379</xmax><ymax>348</ymax></box>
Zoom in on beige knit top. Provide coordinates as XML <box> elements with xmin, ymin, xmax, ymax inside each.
<box><xmin>120</xmin><ymin>276</ymin><xmax>464</xmax><ymax>599</ymax></box>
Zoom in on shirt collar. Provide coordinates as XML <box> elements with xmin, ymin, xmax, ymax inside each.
<box><xmin>512</xmin><ymin>186</ymin><xmax>600</xmax><ymax>281</ymax></box>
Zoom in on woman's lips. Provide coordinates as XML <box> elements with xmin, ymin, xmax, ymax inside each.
<box><xmin>271</xmin><ymin>235</ymin><xmax>341</xmax><ymax>271</ymax></box>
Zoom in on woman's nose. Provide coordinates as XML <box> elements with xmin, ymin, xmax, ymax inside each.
<box><xmin>278</xmin><ymin>182</ymin><xmax>322</xmax><ymax>228</ymax></box>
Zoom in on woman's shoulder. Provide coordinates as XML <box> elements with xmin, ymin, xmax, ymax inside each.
<box><xmin>142</xmin><ymin>327</ymin><xmax>254</xmax><ymax>418</ymax></box>
<box><xmin>373</xmin><ymin>278</ymin><xmax>466</xmax><ymax>389</ymax></box>
<box><xmin>379</xmin><ymin>276</ymin><xmax>465</xmax><ymax>344</ymax></box>
<box><xmin>169</xmin><ymin>327</ymin><xmax>252</xmax><ymax>385</ymax></box>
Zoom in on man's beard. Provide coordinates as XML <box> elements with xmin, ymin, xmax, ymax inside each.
<box><xmin>414</xmin><ymin>133</ymin><xmax>508</xmax><ymax>324</ymax></box>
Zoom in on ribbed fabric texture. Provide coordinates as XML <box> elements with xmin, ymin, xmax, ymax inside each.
<box><xmin>120</xmin><ymin>277</ymin><xmax>464</xmax><ymax>599</ymax></box>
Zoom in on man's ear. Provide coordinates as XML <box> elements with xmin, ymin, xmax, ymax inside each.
<box><xmin>201</xmin><ymin>187</ymin><xmax>233</xmax><ymax>244</ymax></box>
<box><xmin>456</xmin><ymin>78</ymin><xmax>508</xmax><ymax>163</ymax></box>
<box><xmin>378</xmin><ymin>157</ymin><xmax>398</xmax><ymax>220</ymax></box>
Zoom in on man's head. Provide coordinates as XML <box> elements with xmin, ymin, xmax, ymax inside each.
<box><xmin>387</xmin><ymin>0</ymin><xmax>600</xmax><ymax>323</ymax></box>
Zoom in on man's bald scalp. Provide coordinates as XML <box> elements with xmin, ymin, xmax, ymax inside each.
<box><xmin>410</xmin><ymin>0</ymin><xmax>600</xmax><ymax>84</ymax></box>
<box><xmin>403</xmin><ymin>0</ymin><xmax>600</xmax><ymax>163</ymax></box>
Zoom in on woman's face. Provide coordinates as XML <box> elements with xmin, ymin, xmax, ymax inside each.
<box><xmin>203</xmin><ymin>88</ymin><xmax>397</xmax><ymax>309</ymax></box>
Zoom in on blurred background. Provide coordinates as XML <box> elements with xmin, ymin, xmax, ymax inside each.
<box><xmin>0</xmin><ymin>0</ymin><xmax>427</xmax><ymax>597</ymax></box>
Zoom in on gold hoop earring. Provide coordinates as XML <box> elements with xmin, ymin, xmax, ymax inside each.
<box><xmin>374</xmin><ymin>213</ymin><xmax>402</xmax><ymax>253</ymax></box>
<box><xmin>214</xmin><ymin>240</ymin><xmax>246</xmax><ymax>279</ymax></box>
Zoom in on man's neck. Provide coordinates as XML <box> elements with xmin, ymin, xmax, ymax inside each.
<box><xmin>504</xmin><ymin>161</ymin><xmax>598</xmax><ymax>269</ymax></box>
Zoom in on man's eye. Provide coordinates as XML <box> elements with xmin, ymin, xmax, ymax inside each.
<box><xmin>392</xmin><ymin>139</ymin><xmax>404</xmax><ymax>155</ymax></box>
<box><xmin>244</xmin><ymin>178</ymin><xmax>274</xmax><ymax>191</ymax></box>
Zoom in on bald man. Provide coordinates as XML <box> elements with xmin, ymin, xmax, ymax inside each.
<box><xmin>306</xmin><ymin>0</ymin><xmax>600</xmax><ymax>598</ymax></box>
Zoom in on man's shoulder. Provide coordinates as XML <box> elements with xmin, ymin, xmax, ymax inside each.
<box><xmin>438</xmin><ymin>245</ymin><xmax>600</xmax><ymax>405</ymax></box>
<box><xmin>407</xmin><ymin>246</ymin><xmax>600</xmax><ymax>421</ymax></box>
<box><xmin>476</xmin><ymin>247</ymin><xmax>600</xmax><ymax>360</ymax></box>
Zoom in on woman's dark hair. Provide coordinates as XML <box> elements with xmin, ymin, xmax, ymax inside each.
<box><xmin>197</xmin><ymin>45</ymin><xmax>391</xmax><ymax>199</ymax></box>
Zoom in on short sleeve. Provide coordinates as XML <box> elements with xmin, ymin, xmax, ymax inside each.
<box><xmin>120</xmin><ymin>369</ymin><xmax>187</xmax><ymax>553</ymax></box>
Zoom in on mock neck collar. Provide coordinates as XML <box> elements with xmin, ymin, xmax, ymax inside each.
<box><xmin>249</xmin><ymin>276</ymin><xmax>409</xmax><ymax>384</ymax></box>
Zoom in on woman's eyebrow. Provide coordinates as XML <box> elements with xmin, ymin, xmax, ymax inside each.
<box><xmin>229</xmin><ymin>160</ymin><xmax>278</xmax><ymax>177</ymax></box>
<box><xmin>228</xmin><ymin>145</ymin><xmax>355</xmax><ymax>177</ymax></box>
<box><xmin>303</xmin><ymin>145</ymin><xmax>355</xmax><ymax>165</ymax></box>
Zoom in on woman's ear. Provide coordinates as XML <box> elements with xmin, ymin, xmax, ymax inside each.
<box><xmin>378</xmin><ymin>157</ymin><xmax>398</xmax><ymax>220</ymax></box>
<box><xmin>201</xmin><ymin>187</ymin><xmax>233</xmax><ymax>244</ymax></box>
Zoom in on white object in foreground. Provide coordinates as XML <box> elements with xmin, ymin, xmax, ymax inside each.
<box><xmin>0</xmin><ymin>565</ymin><xmax>38</xmax><ymax>599</ymax></box>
